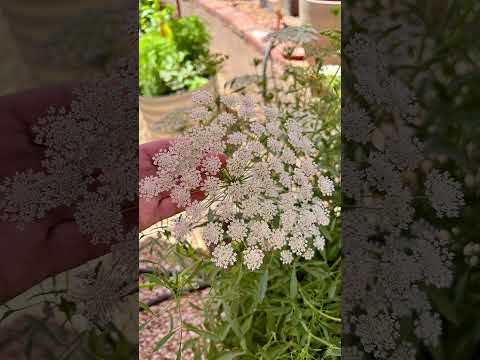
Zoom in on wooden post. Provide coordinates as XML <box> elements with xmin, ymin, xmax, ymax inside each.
<box><xmin>176</xmin><ymin>0</ymin><xmax>182</xmax><ymax>17</ymax></box>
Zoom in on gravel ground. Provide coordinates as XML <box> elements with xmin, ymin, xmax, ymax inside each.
<box><xmin>139</xmin><ymin>288</ymin><xmax>209</xmax><ymax>360</ymax></box>
<box><xmin>139</xmin><ymin>235</ymin><xmax>211</xmax><ymax>359</ymax></box>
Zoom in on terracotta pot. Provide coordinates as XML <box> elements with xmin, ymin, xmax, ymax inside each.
<box><xmin>299</xmin><ymin>0</ymin><xmax>341</xmax><ymax>32</ymax></box>
<box><xmin>139</xmin><ymin>77</ymin><xmax>217</xmax><ymax>141</ymax></box>
<box><xmin>299</xmin><ymin>0</ymin><xmax>340</xmax><ymax>64</ymax></box>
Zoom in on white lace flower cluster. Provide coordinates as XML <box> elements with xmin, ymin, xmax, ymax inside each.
<box><xmin>0</xmin><ymin>56</ymin><xmax>137</xmax><ymax>244</ymax></box>
<box><xmin>139</xmin><ymin>90</ymin><xmax>334</xmax><ymax>270</ymax></box>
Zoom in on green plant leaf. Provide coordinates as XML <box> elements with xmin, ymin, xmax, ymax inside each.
<box><xmin>182</xmin><ymin>322</ymin><xmax>220</xmax><ymax>341</ymax></box>
<box><xmin>154</xmin><ymin>330</ymin><xmax>176</xmax><ymax>352</ymax></box>
<box><xmin>258</xmin><ymin>269</ymin><xmax>269</xmax><ymax>304</ymax></box>
<box><xmin>290</xmin><ymin>266</ymin><xmax>298</xmax><ymax>299</ymax></box>
<box><xmin>215</xmin><ymin>351</ymin><xmax>246</xmax><ymax>360</ymax></box>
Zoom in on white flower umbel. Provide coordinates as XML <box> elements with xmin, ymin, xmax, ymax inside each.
<box><xmin>212</xmin><ymin>243</ymin><xmax>237</xmax><ymax>269</ymax></box>
<box><xmin>243</xmin><ymin>246</ymin><xmax>265</xmax><ymax>271</ymax></box>
<box><xmin>0</xmin><ymin>57</ymin><xmax>137</xmax><ymax>243</ymax></box>
<box><xmin>139</xmin><ymin>92</ymin><xmax>335</xmax><ymax>270</ymax></box>
<box><xmin>280</xmin><ymin>249</ymin><xmax>294</xmax><ymax>265</ymax></box>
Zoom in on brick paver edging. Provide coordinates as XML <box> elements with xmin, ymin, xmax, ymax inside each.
<box><xmin>192</xmin><ymin>0</ymin><xmax>292</xmax><ymax>66</ymax></box>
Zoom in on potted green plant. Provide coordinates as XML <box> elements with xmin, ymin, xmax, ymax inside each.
<box><xmin>139</xmin><ymin>3</ymin><xmax>224</xmax><ymax>138</ymax></box>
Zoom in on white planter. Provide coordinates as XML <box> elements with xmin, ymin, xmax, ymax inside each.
<box><xmin>299</xmin><ymin>0</ymin><xmax>341</xmax><ymax>32</ymax></box>
<box><xmin>139</xmin><ymin>77</ymin><xmax>217</xmax><ymax>140</ymax></box>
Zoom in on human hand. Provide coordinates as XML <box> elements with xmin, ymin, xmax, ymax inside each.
<box><xmin>139</xmin><ymin>139</ymin><xmax>225</xmax><ymax>231</ymax></box>
<box><xmin>0</xmin><ymin>85</ymin><xmax>115</xmax><ymax>304</ymax></box>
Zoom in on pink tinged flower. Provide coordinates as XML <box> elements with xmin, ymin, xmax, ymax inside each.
<box><xmin>318</xmin><ymin>175</ymin><xmax>335</xmax><ymax>196</ymax></box>
<box><xmin>227</xmin><ymin>150</ymin><xmax>252</xmax><ymax>177</ymax></box>
<box><xmin>303</xmin><ymin>248</ymin><xmax>315</xmax><ymax>260</ymax></box>
<box><xmin>220</xmin><ymin>94</ymin><xmax>240</xmax><ymax>108</ymax></box>
<box><xmin>279</xmin><ymin>172</ymin><xmax>293</xmax><ymax>190</ymax></box>
<box><xmin>258</xmin><ymin>200</ymin><xmax>277</xmax><ymax>222</ymax></box>
<box><xmin>180</xmin><ymin>169</ymin><xmax>202</xmax><ymax>189</ymax></box>
<box><xmin>139</xmin><ymin>176</ymin><xmax>162</xmax><ymax>199</ymax></box>
<box><xmin>227</xmin><ymin>219</ymin><xmax>247</xmax><ymax>242</ymax></box>
<box><xmin>301</xmin><ymin>157</ymin><xmax>318</xmax><ymax>177</ymax></box>
<box><xmin>288</xmin><ymin>234</ymin><xmax>308</xmax><ymax>256</ymax></box>
<box><xmin>226</xmin><ymin>132</ymin><xmax>248</xmax><ymax>146</ymax></box>
<box><xmin>266</xmin><ymin>121</ymin><xmax>282</xmax><ymax>137</ymax></box>
<box><xmin>226</xmin><ymin>181</ymin><xmax>248</xmax><ymax>203</ymax></box>
<box><xmin>241</xmin><ymin>196</ymin><xmax>262</xmax><ymax>219</ymax></box>
<box><xmin>250</xmin><ymin>123</ymin><xmax>267</xmax><ymax>136</ymax></box>
<box><xmin>314</xmin><ymin>235</ymin><xmax>326</xmax><ymax>250</ymax></box>
<box><xmin>202</xmin><ymin>156</ymin><xmax>222</xmax><ymax>176</ymax></box>
<box><xmin>280</xmin><ymin>249</ymin><xmax>294</xmax><ymax>265</ymax></box>
<box><xmin>218</xmin><ymin>112</ymin><xmax>237</xmax><ymax>127</ymax></box>
<box><xmin>243</xmin><ymin>246</ymin><xmax>264</xmax><ymax>271</ymax></box>
<box><xmin>170</xmin><ymin>186</ymin><xmax>191</xmax><ymax>208</ymax></box>
<box><xmin>202</xmin><ymin>222</ymin><xmax>224</xmax><ymax>246</ymax></box>
<box><xmin>312</xmin><ymin>202</ymin><xmax>330</xmax><ymax>226</ymax></box>
<box><xmin>215</xmin><ymin>200</ymin><xmax>237</xmax><ymax>222</ymax></box>
<box><xmin>281</xmin><ymin>147</ymin><xmax>297</xmax><ymax>165</ymax></box>
<box><xmin>190</xmin><ymin>106</ymin><xmax>212</xmax><ymax>122</ymax></box>
<box><xmin>212</xmin><ymin>243</ymin><xmax>237</xmax><ymax>269</ymax></box>
<box><xmin>201</xmin><ymin>176</ymin><xmax>222</xmax><ymax>195</ymax></box>
<box><xmin>192</xmin><ymin>89</ymin><xmax>214</xmax><ymax>106</ymax></box>
<box><xmin>281</xmin><ymin>209</ymin><xmax>298</xmax><ymax>232</ymax></box>
<box><xmin>249</xmin><ymin>221</ymin><xmax>272</xmax><ymax>242</ymax></box>
<box><xmin>238</xmin><ymin>95</ymin><xmax>257</xmax><ymax>118</ymax></box>
<box><xmin>267</xmin><ymin>138</ymin><xmax>283</xmax><ymax>153</ymax></box>
<box><xmin>269</xmin><ymin>229</ymin><xmax>286</xmax><ymax>250</ymax></box>
<box><xmin>172</xmin><ymin>218</ymin><xmax>192</xmax><ymax>240</ymax></box>
<box><xmin>267</xmin><ymin>156</ymin><xmax>284</xmax><ymax>173</ymax></box>
<box><xmin>185</xmin><ymin>200</ymin><xmax>205</xmax><ymax>223</ymax></box>
<box><xmin>297</xmin><ymin>183</ymin><xmax>314</xmax><ymax>203</ymax></box>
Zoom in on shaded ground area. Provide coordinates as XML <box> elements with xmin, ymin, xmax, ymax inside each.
<box><xmin>139</xmin><ymin>235</ymin><xmax>210</xmax><ymax>359</ymax></box>
<box><xmin>139</xmin><ymin>289</ymin><xmax>209</xmax><ymax>360</ymax></box>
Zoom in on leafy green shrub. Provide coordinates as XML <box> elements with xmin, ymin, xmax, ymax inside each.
<box><xmin>139</xmin><ymin>5</ymin><xmax>224</xmax><ymax>97</ymax></box>
<box><xmin>139</xmin><ymin>0</ymin><xmax>168</xmax><ymax>34</ymax></box>
<box><xmin>170</xmin><ymin>15</ymin><xmax>210</xmax><ymax>61</ymax></box>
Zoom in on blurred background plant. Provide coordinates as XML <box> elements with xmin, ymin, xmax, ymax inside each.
<box><xmin>341</xmin><ymin>1</ymin><xmax>480</xmax><ymax>359</ymax></box>
<box><xmin>139</xmin><ymin>2</ymin><xmax>224</xmax><ymax>97</ymax></box>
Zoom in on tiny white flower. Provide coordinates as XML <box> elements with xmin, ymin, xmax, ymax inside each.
<box><xmin>314</xmin><ymin>234</ymin><xmax>326</xmax><ymax>251</ymax></box>
<box><xmin>318</xmin><ymin>175</ymin><xmax>335</xmax><ymax>196</ymax></box>
<box><xmin>192</xmin><ymin>89</ymin><xmax>214</xmax><ymax>106</ymax></box>
<box><xmin>172</xmin><ymin>218</ymin><xmax>191</xmax><ymax>240</ymax></box>
<box><xmin>228</xmin><ymin>219</ymin><xmax>247</xmax><ymax>242</ymax></box>
<box><xmin>218</xmin><ymin>112</ymin><xmax>237</xmax><ymax>127</ymax></box>
<box><xmin>280</xmin><ymin>249</ymin><xmax>294</xmax><ymax>265</ymax></box>
<box><xmin>243</xmin><ymin>246</ymin><xmax>264</xmax><ymax>271</ymax></box>
<box><xmin>269</xmin><ymin>229</ymin><xmax>286</xmax><ymax>250</ymax></box>
<box><xmin>191</xmin><ymin>106</ymin><xmax>212</xmax><ymax>121</ymax></box>
<box><xmin>202</xmin><ymin>222</ymin><xmax>223</xmax><ymax>246</ymax></box>
<box><xmin>288</xmin><ymin>234</ymin><xmax>308</xmax><ymax>256</ymax></box>
<box><xmin>202</xmin><ymin>156</ymin><xmax>222</xmax><ymax>176</ymax></box>
<box><xmin>201</xmin><ymin>176</ymin><xmax>222</xmax><ymax>195</ymax></box>
<box><xmin>212</xmin><ymin>243</ymin><xmax>237</xmax><ymax>269</ymax></box>
<box><xmin>303</xmin><ymin>248</ymin><xmax>315</xmax><ymax>260</ymax></box>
